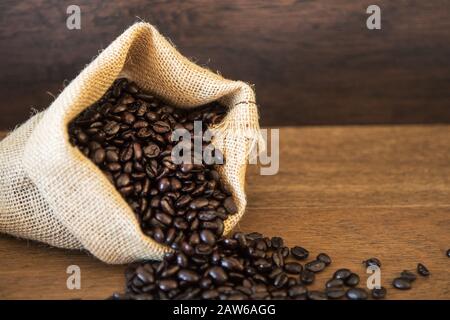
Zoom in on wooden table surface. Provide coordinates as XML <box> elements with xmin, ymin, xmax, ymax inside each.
<box><xmin>0</xmin><ymin>126</ymin><xmax>449</xmax><ymax>300</ymax></box>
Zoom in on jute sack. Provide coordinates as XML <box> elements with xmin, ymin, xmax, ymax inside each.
<box><xmin>0</xmin><ymin>22</ymin><xmax>262</xmax><ymax>264</ymax></box>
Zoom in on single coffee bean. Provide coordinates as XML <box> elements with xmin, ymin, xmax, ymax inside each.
<box><xmin>284</xmin><ymin>262</ymin><xmax>303</xmax><ymax>274</ymax></box>
<box><xmin>316</xmin><ymin>253</ymin><xmax>332</xmax><ymax>266</ymax></box>
<box><xmin>158</xmin><ymin>279</ymin><xmax>178</xmax><ymax>291</ymax></box>
<box><xmin>155</xmin><ymin>213</ymin><xmax>172</xmax><ymax>226</ymax></box>
<box><xmin>158</xmin><ymin>178</ymin><xmax>171</xmax><ymax>192</ymax></box>
<box><xmin>92</xmin><ymin>148</ymin><xmax>106</xmax><ymax>164</ymax></box>
<box><xmin>371</xmin><ymin>287</ymin><xmax>387</xmax><ymax>299</ymax></box>
<box><xmin>291</xmin><ymin>246</ymin><xmax>309</xmax><ymax>260</ymax></box>
<box><xmin>199</xmin><ymin>229</ymin><xmax>217</xmax><ymax>246</ymax></box>
<box><xmin>143</xmin><ymin>143</ymin><xmax>160</xmax><ymax>158</ymax></box>
<box><xmin>195</xmin><ymin>244</ymin><xmax>213</xmax><ymax>255</ymax></box>
<box><xmin>345</xmin><ymin>273</ymin><xmax>360</xmax><ymax>287</ymax></box>
<box><xmin>288</xmin><ymin>285</ymin><xmax>307</xmax><ymax>297</ymax></box>
<box><xmin>326</xmin><ymin>287</ymin><xmax>346</xmax><ymax>299</ymax></box>
<box><xmin>307</xmin><ymin>291</ymin><xmax>328</xmax><ymax>300</ymax></box>
<box><xmin>346</xmin><ymin>288</ymin><xmax>368</xmax><ymax>300</ymax></box>
<box><xmin>270</xmin><ymin>237</ymin><xmax>284</xmax><ymax>249</ymax></box>
<box><xmin>105</xmin><ymin>150</ymin><xmax>119</xmax><ymax>162</ymax></box>
<box><xmin>326</xmin><ymin>278</ymin><xmax>344</xmax><ymax>288</ymax></box>
<box><xmin>363</xmin><ymin>257</ymin><xmax>381</xmax><ymax>268</ymax></box>
<box><xmin>220</xmin><ymin>257</ymin><xmax>244</xmax><ymax>272</ymax></box>
<box><xmin>177</xmin><ymin>269</ymin><xmax>200</xmax><ymax>283</ymax></box>
<box><xmin>447</xmin><ymin>249</ymin><xmax>450</xmax><ymax>258</ymax></box>
<box><xmin>208</xmin><ymin>266</ymin><xmax>228</xmax><ymax>284</ymax></box>
<box><xmin>300</xmin><ymin>270</ymin><xmax>315</xmax><ymax>285</ymax></box>
<box><xmin>400</xmin><ymin>270</ymin><xmax>417</xmax><ymax>282</ymax></box>
<box><xmin>223</xmin><ymin>197</ymin><xmax>238</xmax><ymax>214</ymax></box>
<box><xmin>305</xmin><ymin>260</ymin><xmax>326</xmax><ymax>273</ymax></box>
<box><xmin>116</xmin><ymin>173</ymin><xmax>131</xmax><ymax>187</ymax></box>
<box><xmin>392</xmin><ymin>277</ymin><xmax>412</xmax><ymax>290</ymax></box>
<box><xmin>333</xmin><ymin>268</ymin><xmax>352</xmax><ymax>280</ymax></box>
<box><xmin>273</xmin><ymin>272</ymin><xmax>288</xmax><ymax>288</ymax></box>
<box><xmin>190</xmin><ymin>197</ymin><xmax>209</xmax><ymax>210</ymax></box>
<box><xmin>417</xmin><ymin>263</ymin><xmax>430</xmax><ymax>277</ymax></box>
<box><xmin>152</xmin><ymin>121</ymin><xmax>171</xmax><ymax>133</ymax></box>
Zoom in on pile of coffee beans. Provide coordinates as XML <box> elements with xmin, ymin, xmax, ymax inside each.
<box><xmin>69</xmin><ymin>78</ymin><xmax>433</xmax><ymax>300</ymax></box>
<box><xmin>108</xmin><ymin>232</ymin><xmax>383</xmax><ymax>300</ymax></box>
<box><xmin>110</xmin><ymin>231</ymin><xmax>435</xmax><ymax>300</ymax></box>
<box><xmin>111</xmin><ymin>232</ymin><xmax>337</xmax><ymax>300</ymax></box>
<box><xmin>69</xmin><ymin>78</ymin><xmax>238</xmax><ymax>249</ymax></box>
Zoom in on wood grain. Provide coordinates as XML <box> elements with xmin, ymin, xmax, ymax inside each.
<box><xmin>0</xmin><ymin>126</ymin><xmax>449</xmax><ymax>299</ymax></box>
<box><xmin>1</xmin><ymin>0</ymin><xmax>450</xmax><ymax>129</ymax></box>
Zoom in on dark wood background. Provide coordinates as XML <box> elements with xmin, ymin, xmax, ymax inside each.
<box><xmin>1</xmin><ymin>0</ymin><xmax>450</xmax><ymax>129</ymax></box>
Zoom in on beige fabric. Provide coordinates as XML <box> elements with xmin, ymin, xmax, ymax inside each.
<box><xmin>0</xmin><ymin>23</ymin><xmax>262</xmax><ymax>264</ymax></box>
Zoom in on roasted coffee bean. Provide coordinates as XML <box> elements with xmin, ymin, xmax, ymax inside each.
<box><xmin>208</xmin><ymin>266</ymin><xmax>228</xmax><ymax>284</ymax></box>
<box><xmin>447</xmin><ymin>249</ymin><xmax>450</xmax><ymax>258</ymax></box>
<box><xmin>288</xmin><ymin>285</ymin><xmax>307</xmax><ymax>298</ymax></box>
<box><xmin>157</xmin><ymin>178</ymin><xmax>171</xmax><ymax>193</ymax></box>
<box><xmin>120</xmin><ymin>144</ymin><xmax>133</xmax><ymax>162</ymax></box>
<box><xmin>160</xmin><ymin>198</ymin><xmax>175</xmax><ymax>215</ymax></box>
<box><xmin>291</xmin><ymin>246</ymin><xmax>309</xmax><ymax>260</ymax></box>
<box><xmin>346</xmin><ymin>288</ymin><xmax>368</xmax><ymax>300</ymax></box>
<box><xmin>392</xmin><ymin>277</ymin><xmax>412</xmax><ymax>290</ymax></box>
<box><xmin>104</xmin><ymin>121</ymin><xmax>121</xmax><ymax>135</ymax></box>
<box><xmin>300</xmin><ymin>270</ymin><xmax>315</xmax><ymax>285</ymax></box>
<box><xmin>345</xmin><ymin>273</ymin><xmax>360</xmax><ymax>287</ymax></box>
<box><xmin>190</xmin><ymin>197</ymin><xmax>209</xmax><ymax>210</ymax></box>
<box><xmin>143</xmin><ymin>143</ymin><xmax>160</xmax><ymax>158</ymax></box>
<box><xmin>284</xmin><ymin>262</ymin><xmax>303</xmax><ymax>274</ymax></box>
<box><xmin>363</xmin><ymin>257</ymin><xmax>381</xmax><ymax>268</ymax></box>
<box><xmin>400</xmin><ymin>270</ymin><xmax>417</xmax><ymax>282</ymax></box>
<box><xmin>417</xmin><ymin>263</ymin><xmax>430</xmax><ymax>277</ymax></box>
<box><xmin>307</xmin><ymin>291</ymin><xmax>328</xmax><ymax>300</ymax></box>
<box><xmin>371</xmin><ymin>287</ymin><xmax>387</xmax><ymax>299</ymax></box>
<box><xmin>333</xmin><ymin>268</ymin><xmax>352</xmax><ymax>280</ymax></box>
<box><xmin>305</xmin><ymin>260</ymin><xmax>326</xmax><ymax>273</ymax></box>
<box><xmin>199</xmin><ymin>229</ymin><xmax>216</xmax><ymax>246</ymax></box>
<box><xmin>272</xmin><ymin>251</ymin><xmax>284</xmax><ymax>267</ymax></box>
<box><xmin>116</xmin><ymin>173</ymin><xmax>131</xmax><ymax>187</ymax></box>
<box><xmin>316</xmin><ymin>253</ymin><xmax>332</xmax><ymax>266</ymax></box>
<box><xmin>92</xmin><ymin>148</ymin><xmax>106</xmax><ymax>164</ymax></box>
<box><xmin>106</xmin><ymin>162</ymin><xmax>121</xmax><ymax>172</ymax></box>
<box><xmin>221</xmin><ymin>257</ymin><xmax>244</xmax><ymax>272</ymax></box>
<box><xmin>274</xmin><ymin>273</ymin><xmax>288</xmax><ymax>288</ymax></box>
<box><xmin>158</xmin><ymin>279</ymin><xmax>178</xmax><ymax>291</ymax></box>
<box><xmin>152</xmin><ymin>121</ymin><xmax>171</xmax><ymax>133</ymax></box>
<box><xmin>195</xmin><ymin>244</ymin><xmax>213</xmax><ymax>255</ymax></box>
<box><xmin>326</xmin><ymin>278</ymin><xmax>344</xmax><ymax>288</ymax></box>
<box><xmin>326</xmin><ymin>287</ymin><xmax>346</xmax><ymax>299</ymax></box>
<box><xmin>105</xmin><ymin>150</ymin><xmax>119</xmax><ymax>162</ymax></box>
<box><xmin>177</xmin><ymin>269</ymin><xmax>200</xmax><ymax>283</ymax></box>
<box><xmin>223</xmin><ymin>197</ymin><xmax>238</xmax><ymax>214</ymax></box>
<box><xmin>155</xmin><ymin>213</ymin><xmax>172</xmax><ymax>226</ymax></box>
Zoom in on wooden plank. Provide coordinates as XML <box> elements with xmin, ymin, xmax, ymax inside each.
<box><xmin>1</xmin><ymin>1</ymin><xmax>450</xmax><ymax>129</ymax></box>
<box><xmin>0</xmin><ymin>126</ymin><xmax>449</xmax><ymax>299</ymax></box>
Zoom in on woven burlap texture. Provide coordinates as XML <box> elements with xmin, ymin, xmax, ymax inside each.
<box><xmin>0</xmin><ymin>23</ymin><xmax>262</xmax><ymax>264</ymax></box>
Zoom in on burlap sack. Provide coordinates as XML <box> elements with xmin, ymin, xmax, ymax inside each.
<box><xmin>0</xmin><ymin>22</ymin><xmax>262</xmax><ymax>264</ymax></box>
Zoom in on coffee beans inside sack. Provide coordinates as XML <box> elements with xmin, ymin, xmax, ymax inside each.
<box><xmin>69</xmin><ymin>78</ymin><xmax>238</xmax><ymax>249</ymax></box>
